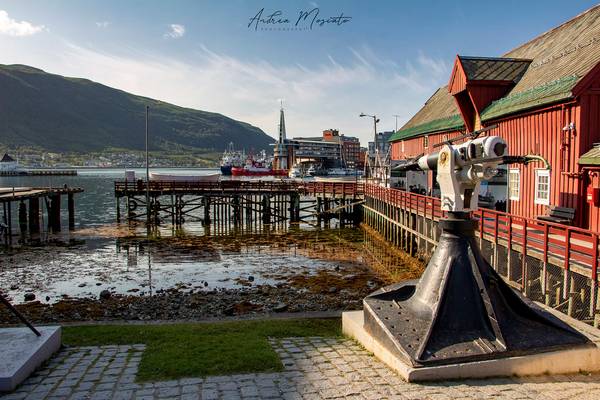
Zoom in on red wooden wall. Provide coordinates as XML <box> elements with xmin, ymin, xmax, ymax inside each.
<box><xmin>391</xmin><ymin>129</ymin><xmax>464</xmax><ymax>190</ymax></box>
<box><xmin>390</xmin><ymin>61</ymin><xmax>600</xmax><ymax>231</ymax></box>
<box><xmin>390</xmin><ymin>104</ymin><xmax>583</xmax><ymax>224</ymax></box>
<box><xmin>390</xmin><ymin>129</ymin><xmax>464</xmax><ymax>160</ymax></box>
<box><xmin>578</xmin><ymin>70</ymin><xmax>600</xmax><ymax>230</ymax></box>
<box><xmin>485</xmin><ymin>104</ymin><xmax>582</xmax><ymax>223</ymax></box>
<box><xmin>468</xmin><ymin>85</ymin><xmax>513</xmax><ymax>114</ymax></box>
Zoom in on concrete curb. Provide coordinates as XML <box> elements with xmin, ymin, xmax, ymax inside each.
<box><xmin>342</xmin><ymin>308</ymin><xmax>600</xmax><ymax>382</ymax></box>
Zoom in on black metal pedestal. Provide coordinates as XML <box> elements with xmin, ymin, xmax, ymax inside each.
<box><xmin>364</xmin><ymin>213</ymin><xmax>590</xmax><ymax>367</ymax></box>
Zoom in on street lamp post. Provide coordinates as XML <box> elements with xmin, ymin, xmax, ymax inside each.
<box><xmin>359</xmin><ymin>113</ymin><xmax>380</xmax><ymax>180</ymax></box>
<box><xmin>359</xmin><ymin>112</ymin><xmax>379</xmax><ymax>150</ymax></box>
<box><xmin>393</xmin><ymin>114</ymin><xmax>401</xmax><ymax>132</ymax></box>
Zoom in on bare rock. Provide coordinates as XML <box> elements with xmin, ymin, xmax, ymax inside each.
<box><xmin>99</xmin><ymin>290</ymin><xmax>111</xmax><ymax>300</ymax></box>
<box><xmin>273</xmin><ymin>302</ymin><xmax>288</xmax><ymax>312</ymax></box>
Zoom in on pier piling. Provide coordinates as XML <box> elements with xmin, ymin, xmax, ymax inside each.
<box><xmin>0</xmin><ymin>186</ymin><xmax>81</xmax><ymax>243</ymax></box>
<box><xmin>48</xmin><ymin>195</ymin><xmax>61</xmax><ymax>232</ymax></box>
<box><xmin>113</xmin><ymin>180</ymin><xmax>363</xmax><ymax>229</ymax></box>
<box><xmin>28</xmin><ymin>197</ymin><xmax>40</xmax><ymax>234</ymax></box>
<box><xmin>68</xmin><ymin>193</ymin><xmax>75</xmax><ymax>231</ymax></box>
<box><xmin>7</xmin><ymin>201</ymin><xmax>12</xmax><ymax>243</ymax></box>
<box><xmin>116</xmin><ymin>197</ymin><xmax>121</xmax><ymax>223</ymax></box>
<box><xmin>18</xmin><ymin>201</ymin><xmax>27</xmax><ymax>235</ymax></box>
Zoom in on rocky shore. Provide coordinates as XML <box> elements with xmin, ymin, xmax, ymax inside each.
<box><xmin>1</xmin><ymin>224</ymin><xmax>426</xmax><ymax>324</ymax></box>
<box><xmin>1</xmin><ymin>277</ymin><xmax>379</xmax><ymax>324</ymax></box>
<box><xmin>0</xmin><ymin>262</ymin><xmax>382</xmax><ymax>324</ymax></box>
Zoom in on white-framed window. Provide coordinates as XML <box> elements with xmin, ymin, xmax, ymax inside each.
<box><xmin>508</xmin><ymin>168</ymin><xmax>520</xmax><ymax>201</ymax></box>
<box><xmin>423</xmin><ymin>135</ymin><xmax>429</xmax><ymax>148</ymax></box>
<box><xmin>535</xmin><ymin>169</ymin><xmax>550</xmax><ymax>205</ymax></box>
<box><xmin>443</xmin><ymin>134</ymin><xmax>449</xmax><ymax>142</ymax></box>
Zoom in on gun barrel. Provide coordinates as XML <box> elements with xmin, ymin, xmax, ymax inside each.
<box><xmin>393</xmin><ymin>160</ymin><xmax>422</xmax><ymax>171</ymax></box>
<box><xmin>393</xmin><ymin>152</ymin><xmax>439</xmax><ymax>172</ymax></box>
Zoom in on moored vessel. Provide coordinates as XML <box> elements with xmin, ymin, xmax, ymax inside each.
<box><xmin>231</xmin><ymin>150</ymin><xmax>287</xmax><ymax>177</ymax></box>
<box><xmin>220</xmin><ymin>142</ymin><xmax>244</xmax><ymax>176</ymax></box>
<box><xmin>288</xmin><ymin>164</ymin><xmax>303</xmax><ymax>178</ymax></box>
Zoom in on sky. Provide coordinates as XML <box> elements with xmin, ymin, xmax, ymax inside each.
<box><xmin>0</xmin><ymin>0</ymin><xmax>598</xmax><ymax>146</ymax></box>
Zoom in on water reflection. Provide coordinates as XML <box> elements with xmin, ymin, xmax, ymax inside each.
<box><xmin>0</xmin><ymin>222</ymin><xmax>373</xmax><ymax>304</ymax></box>
<box><xmin>0</xmin><ymin>169</ymin><xmax>421</xmax><ymax>308</ymax></box>
<box><xmin>361</xmin><ymin>225</ymin><xmax>425</xmax><ymax>284</ymax></box>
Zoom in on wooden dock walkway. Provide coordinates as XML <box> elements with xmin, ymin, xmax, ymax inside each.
<box><xmin>113</xmin><ymin>180</ymin><xmax>364</xmax><ymax>227</ymax></box>
<box><xmin>0</xmin><ymin>186</ymin><xmax>83</xmax><ymax>242</ymax></box>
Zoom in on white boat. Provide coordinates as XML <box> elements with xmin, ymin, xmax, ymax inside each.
<box><xmin>326</xmin><ymin>167</ymin><xmax>361</xmax><ymax>177</ymax></box>
<box><xmin>314</xmin><ymin>176</ymin><xmax>360</xmax><ymax>182</ymax></box>
<box><xmin>149</xmin><ymin>172</ymin><xmax>220</xmax><ymax>182</ymax></box>
<box><xmin>327</xmin><ymin>167</ymin><xmax>349</xmax><ymax>176</ymax></box>
<box><xmin>288</xmin><ymin>164</ymin><xmax>302</xmax><ymax>178</ymax></box>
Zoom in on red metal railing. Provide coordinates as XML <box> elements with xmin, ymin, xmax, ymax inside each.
<box><xmin>365</xmin><ymin>183</ymin><xmax>599</xmax><ymax>281</ymax></box>
<box><xmin>302</xmin><ymin>181</ymin><xmax>364</xmax><ymax>196</ymax></box>
<box><xmin>114</xmin><ymin>180</ymin><xmax>364</xmax><ymax>196</ymax></box>
<box><xmin>115</xmin><ymin>180</ymin><xmax>298</xmax><ymax>192</ymax></box>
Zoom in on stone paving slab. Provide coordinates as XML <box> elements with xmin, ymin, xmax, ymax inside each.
<box><xmin>1</xmin><ymin>337</ymin><xmax>600</xmax><ymax>399</ymax></box>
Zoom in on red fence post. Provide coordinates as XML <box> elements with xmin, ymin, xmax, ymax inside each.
<box><xmin>564</xmin><ymin>229</ymin><xmax>571</xmax><ymax>273</ymax></box>
<box><xmin>592</xmin><ymin>233</ymin><xmax>598</xmax><ymax>320</ymax></box>
<box><xmin>593</xmin><ymin>233</ymin><xmax>599</xmax><ymax>287</ymax></box>
<box><xmin>522</xmin><ymin>218</ymin><xmax>528</xmax><ymax>292</ymax></box>
<box><xmin>563</xmin><ymin>229</ymin><xmax>571</xmax><ymax>300</ymax></box>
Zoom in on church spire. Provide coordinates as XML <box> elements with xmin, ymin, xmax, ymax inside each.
<box><xmin>278</xmin><ymin>101</ymin><xmax>286</xmax><ymax>143</ymax></box>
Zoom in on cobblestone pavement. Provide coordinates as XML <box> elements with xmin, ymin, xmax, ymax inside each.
<box><xmin>2</xmin><ymin>337</ymin><xmax>600</xmax><ymax>400</ymax></box>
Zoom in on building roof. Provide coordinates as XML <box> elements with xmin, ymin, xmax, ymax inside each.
<box><xmin>502</xmin><ymin>5</ymin><xmax>600</xmax><ymax>95</ymax></box>
<box><xmin>481</xmin><ymin>75</ymin><xmax>578</xmax><ymax>121</ymax></box>
<box><xmin>579</xmin><ymin>144</ymin><xmax>600</xmax><ymax>165</ymax></box>
<box><xmin>458</xmin><ymin>56</ymin><xmax>531</xmax><ymax>82</ymax></box>
<box><xmin>480</xmin><ymin>4</ymin><xmax>600</xmax><ymax>121</ymax></box>
<box><xmin>391</xmin><ymin>5</ymin><xmax>600</xmax><ymax>142</ymax></box>
<box><xmin>1</xmin><ymin>153</ymin><xmax>15</xmax><ymax>163</ymax></box>
<box><xmin>388</xmin><ymin>87</ymin><xmax>464</xmax><ymax>142</ymax></box>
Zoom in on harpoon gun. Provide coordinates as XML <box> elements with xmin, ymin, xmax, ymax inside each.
<box><xmin>393</xmin><ymin>136</ymin><xmax>549</xmax><ymax>212</ymax></box>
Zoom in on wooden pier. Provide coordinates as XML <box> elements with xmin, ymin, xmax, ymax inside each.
<box><xmin>114</xmin><ymin>180</ymin><xmax>364</xmax><ymax>228</ymax></box>
<box><xmin>0</xmin><ymin>186</ymin><xmax>83</xmax><ymax>243</ymax></box>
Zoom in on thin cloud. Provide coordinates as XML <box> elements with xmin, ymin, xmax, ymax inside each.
<box><xmin>96</xmin><ymin>21</ymin><xmax>110</xmax><ymax>28</ymax></box>
<box><xmin>0</xmin><ymin>10</ymin><xmax>44</xmax><ymax>37</ymax></box>
<box><xmin>164</xmin><ymin>24</ymin><xmax>185</xmax><ymax>39</ymax></box>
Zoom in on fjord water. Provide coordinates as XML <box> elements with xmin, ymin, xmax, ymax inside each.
<box><xmin>0</xmin><ymin>168</ymin><xmax>222</xmax><ymax>228</ymax></box>
<box><xmin>0</xmin><ymin>169</ymin><xmax>402</xmax><ymax>305</ymax></box>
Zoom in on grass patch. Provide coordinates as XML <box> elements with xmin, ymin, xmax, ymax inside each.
<box><xmin>63</xmin><ymin>318</ymin><xmax>340</xmax><ymax>381</ymax></box>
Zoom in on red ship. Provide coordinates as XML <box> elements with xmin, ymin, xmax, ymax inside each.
<box><xmin>231</xmin><ymin>151</ymin><xmax>287</xmax><ymax>177</ymax></box>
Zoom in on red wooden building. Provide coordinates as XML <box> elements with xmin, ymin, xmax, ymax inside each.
<box><xmin>390</xmin><ymin>5</ymin><xmax>600</xmax><ymax>231</ymax></box>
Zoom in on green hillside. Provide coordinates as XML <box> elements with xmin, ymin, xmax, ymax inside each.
<box><xmin>0</xmin><ymin>64</ymin><xmax>274</xmax><ymax>153</ymax></box>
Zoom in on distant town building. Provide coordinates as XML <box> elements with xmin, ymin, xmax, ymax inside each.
<box><xmin>323</xmin><ymin>129</ymin><xmax>361</xmax><ymax>168</ymax></box>
<box><xmin>0</xmin><ymin>153</ymin><xmax>18</xmax><ymax>171</ymax></box>
<box><xmin>271</xmin><ymin>110</ymin><xmax>364</xmax><ymax>170</ymax></box>
<box><xmin>368</xmin><ymin>131</ymin><xmax>393</xmax><ymax>159</ymax></box>
<box><xmin>287</xmin><ymin>129</ymin><xmax>362</xmax><ymax>168</ymax></box>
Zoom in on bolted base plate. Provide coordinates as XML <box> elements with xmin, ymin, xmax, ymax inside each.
<box><xmin>362</xmin><ymin>217</ymin><xmax>590</xmax><ymax>368</ymax></box>
<box><xmin>343</xmin><ymin>309</ymin><xmax>600</xmax><ymax>381</ymax></box>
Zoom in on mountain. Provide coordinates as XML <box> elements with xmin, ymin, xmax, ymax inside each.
<box><xmin>0</xmin><ymin>64</ymin><xmax>274</xmax><ymax>153</ymax></box>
